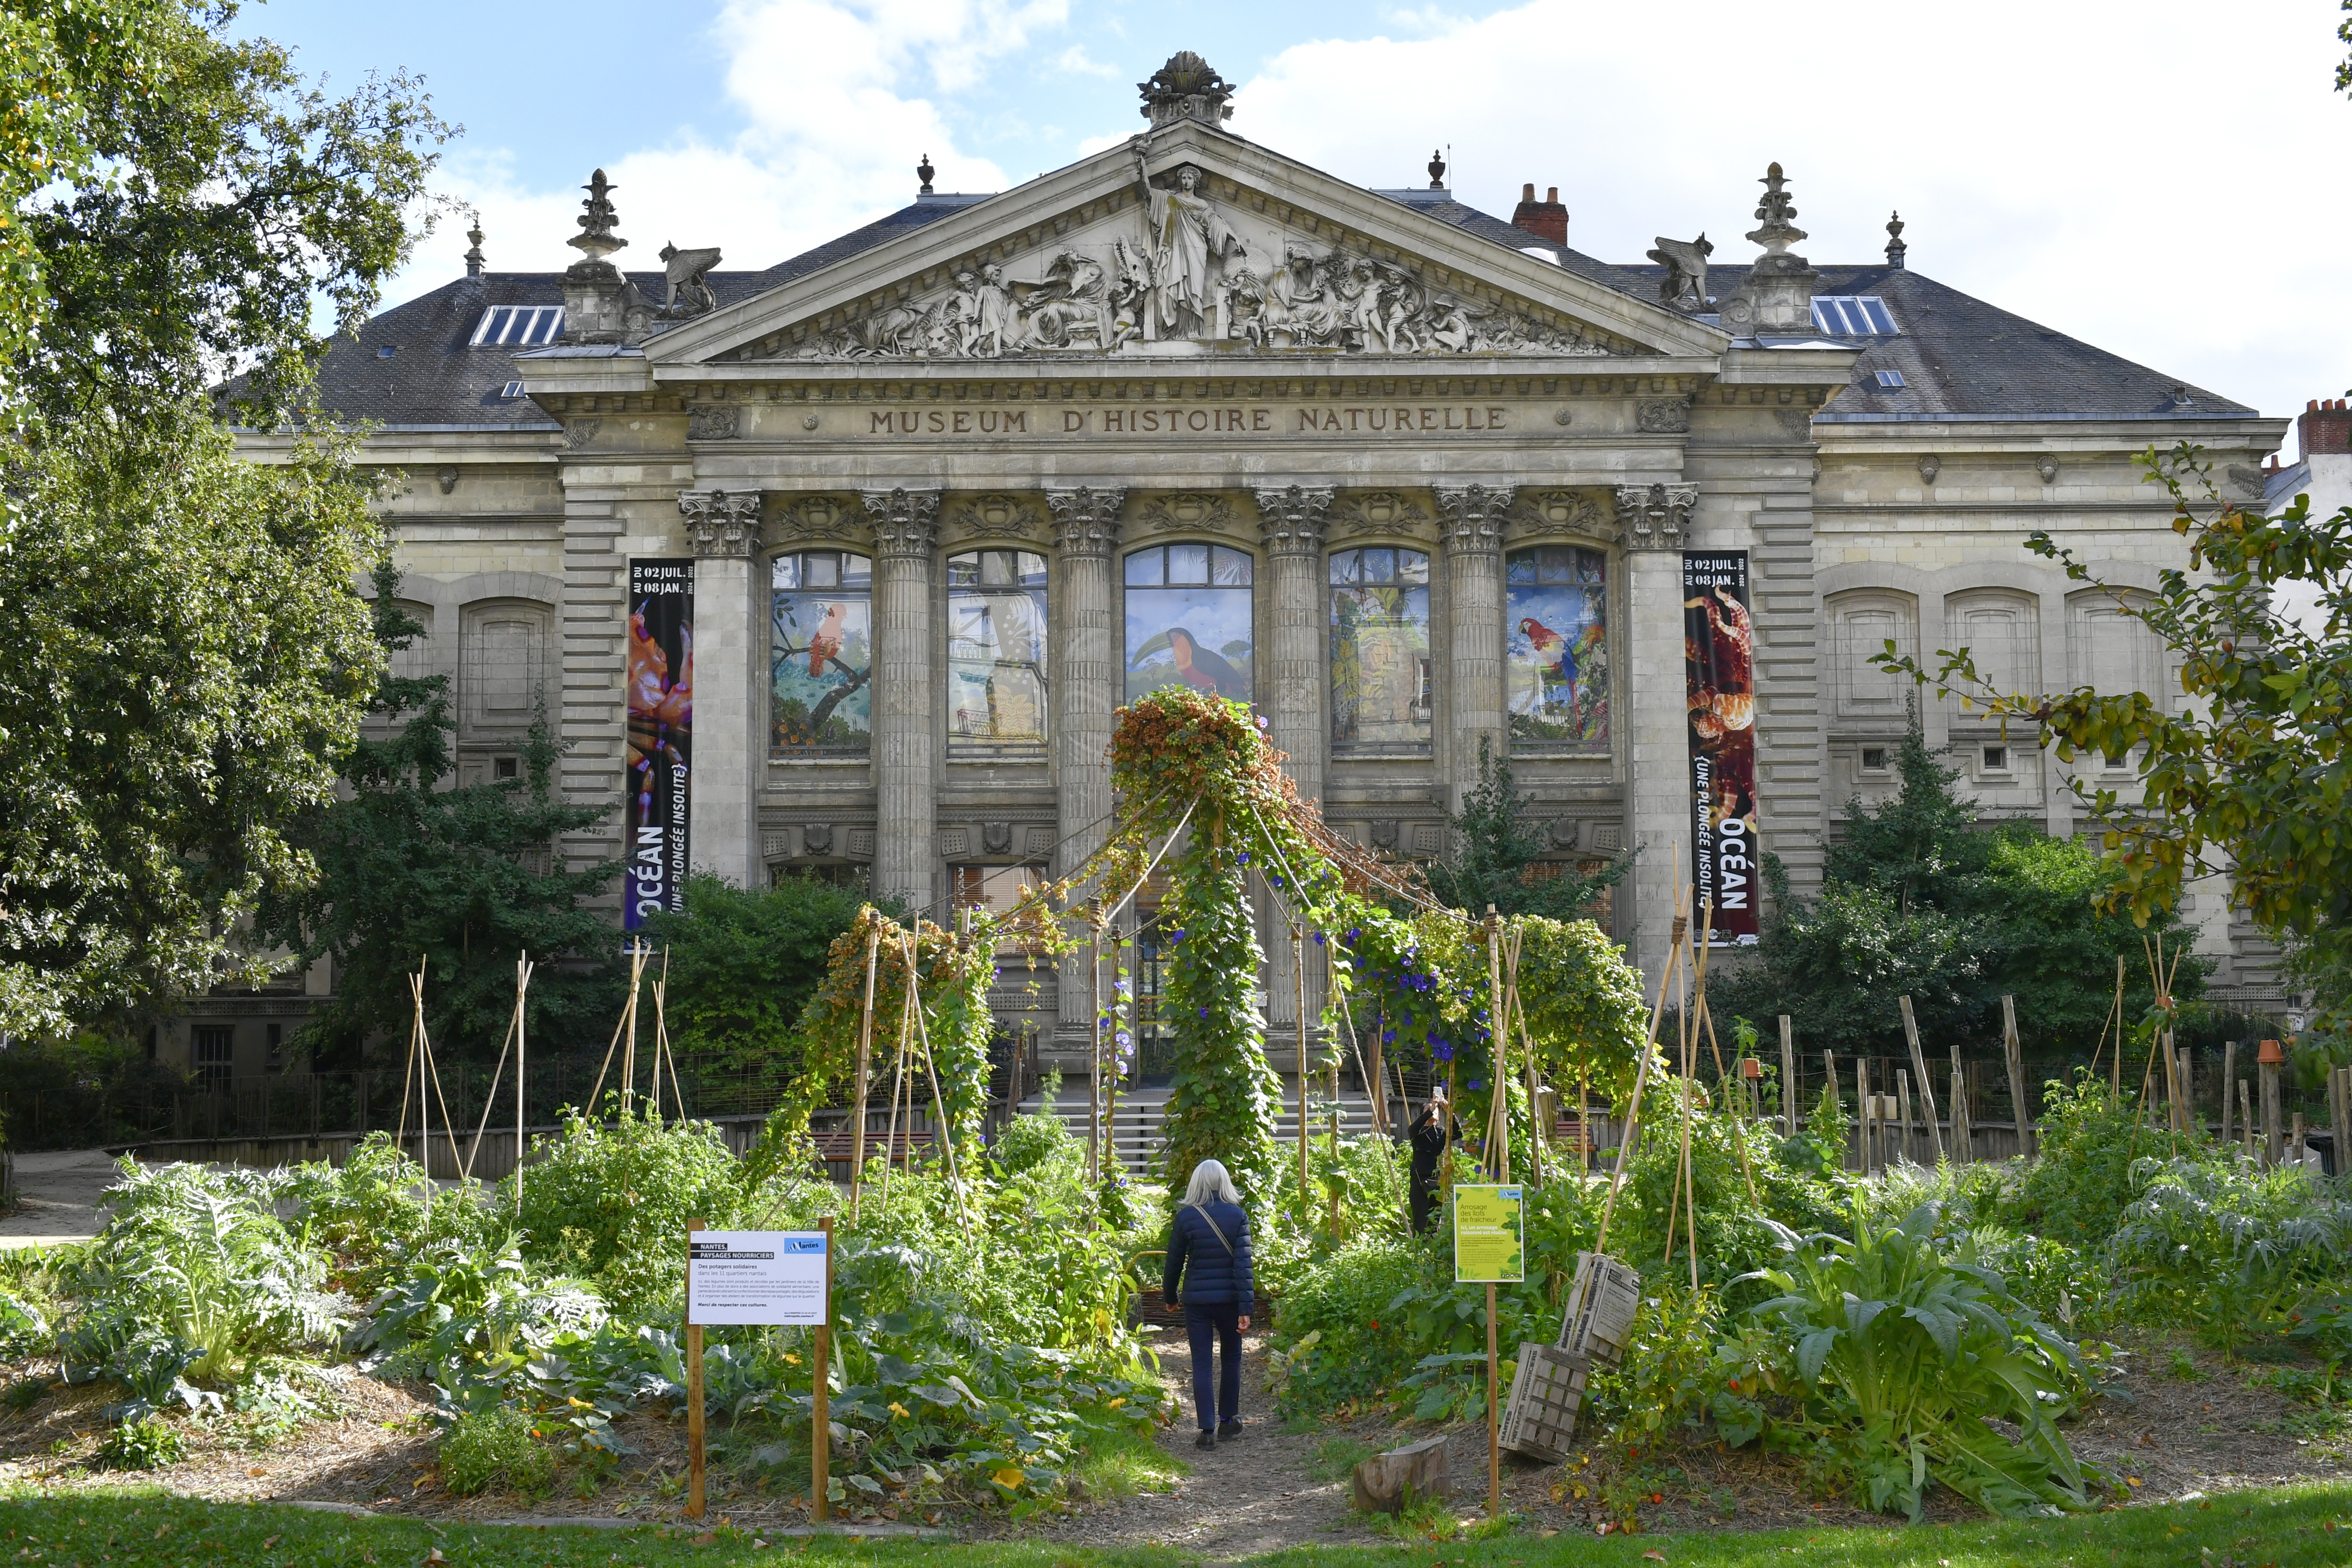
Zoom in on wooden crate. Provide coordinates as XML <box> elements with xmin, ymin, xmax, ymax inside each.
<box><xmin>1499</xmin><ymin>1342</ymin><xmax>1590</xmax><ymax>1463</ymax></box>
<box><xmin>1560</xmin><ymin>1252</ymin><xmax>1642</xmax><ymax>1365</ymax></box>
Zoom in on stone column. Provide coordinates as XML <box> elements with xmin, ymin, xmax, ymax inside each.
<box><xmin>680</xmin><ymin>488</ymin><xmax>766</xmax><ymax>887</ymax></box>
<box><xmin>1254</xmin><ymin>485</ymin><xmax>1334</xmax><ymax>1045</ymax></box>
<box><xmin>1045</xmin><ymin>486</ymin><xmax>1125</xmax><ymax>1059</ymax></box>
<box><xmin>1435</xmin><ymin>484</ymin><xmax>1514</xmax><ymax>813</ymax></box>
<box><xmin>862</xmin><ymin>487</ymin><xmax>941</xmax><ymax>913</ymax></box>
<box><xmin>1620</xmin><ymin>483</ymin><xmax>1696</xmax><ymax>981</ymax></box>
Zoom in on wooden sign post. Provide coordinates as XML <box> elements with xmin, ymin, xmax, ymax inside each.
<box><xmin>685</xmin><ymin>1219</ymin><xmax>833</xmax><ymax>1523</ymax></box>
<box><xmin>1454</xmin><ymin>1183</ymin><xmax>1524</xmax><ymax>1520</ymax></box>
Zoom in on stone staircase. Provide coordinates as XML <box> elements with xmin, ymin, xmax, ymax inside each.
<box><xmin>1016</xmin><ymin>1084</ymin><xmax>1387</xmax><ymax>1176</ymax></box>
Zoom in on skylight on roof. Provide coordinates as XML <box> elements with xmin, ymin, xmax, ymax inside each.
<box><xmin>1875</xmin><ymin>369</ymin><xmax>1906</xmax><ymax>388</ymax></box>
<box><xmin>1810</xmin><ymin>296</ymin><xmax>1898</xmax><ymax>335</ymax></box>
<box><xmin>501</xmin><ymin>381</ymin><xmax>527</xmax><ymax>399</ymax></box>
<box><xmin>471</xmin><ymin>305</ymin><xmax>564</xmax><ymax>347</ymax></box>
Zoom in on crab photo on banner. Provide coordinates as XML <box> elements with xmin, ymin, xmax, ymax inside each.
<box><xmin>1683</xmin><ymin>550</ymin><xmax>1759</xmax><ymax>942</ymax></box>
<box><xmin>626</xmin><ymin>558</ymin><xmax>694</xmax><ymax>930</ymax></box>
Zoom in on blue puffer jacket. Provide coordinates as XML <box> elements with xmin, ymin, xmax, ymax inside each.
<box><xmin>1163</xmin><ymin>1200</ymin><xmax>1254</xmax><ymax>1309</ymax></box>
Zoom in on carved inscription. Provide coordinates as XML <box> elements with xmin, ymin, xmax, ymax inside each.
<box><xmin>856</xmin><ymin>404</ymin><xmax>1514</xmax><ymax>439</ymax></box>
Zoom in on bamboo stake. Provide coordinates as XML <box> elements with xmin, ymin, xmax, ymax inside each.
<box><xmin>620</xmin><ymin>939</ymin><xmax>645</xmax><ymax>1114</ymax></box>
<box><xmin>1595</xmin><ymin>912</ymin><xmax>1682</xmax><ymax>1253</ymax></box>
<box><xmin>1779</xmin><ymin>1017</ymin><xmax>1798</xmax><ymax>1139</ymax></box>
<box><xmin>1297</xmin><ymin>921</ymin><xmax>1311</xmax><ymax>1205</ymax></box>
<box><xmin>1677</xmin><ymin>935</ymin><xmax>1699</xmax><ymax>1290</ymax></box>
<box><xmin>849</xmin><ymin>919</ymin><xmax>880</xmax><ymax>1218</ymax></box>
<box><xmin>515</xmin><ymin>953</ymin><xmax>530</xmax><ymax>1214</ymax></box>
<box><xmin>1088</xmin><ymin>909</ymin><xmax>1104</xmax><ymax>1185</ymax></box>
<box><xmin>2220</xmin><ymin>1040</ymin><xmax>2237</xmax><ymax>1146</ymax></box>
<box><xmin>1896</xmin><ymin>996</ymin><xmax>1946</xmax><ymax>1162</ymax></box>
<box><xmin>1689</xmin><ymin>899</ymin><xmax>1758</xmax><ymax>1203</ymax></box>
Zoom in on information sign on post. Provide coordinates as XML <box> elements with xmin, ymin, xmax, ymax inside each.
<box><xmin>685</xmin><ymin>1222</ymin><xmax>833</xmax><ymax>1522</ymax></box>
<box><xmin>1453</xmin><ymin>1184</ymin><xmax>1524</xmax><ymax>1283</ymax></box>
<box><xmin>1454</xmin><ymin>1184</ymin><xmax>1524</xmax><ymax>1521</ymax></box>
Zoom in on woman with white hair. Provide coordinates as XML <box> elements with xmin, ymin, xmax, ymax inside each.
<box><xmin>1162</xmin><ymin>1158</ymin><xmax>1254</xmax><ymax>1448</ymax></box>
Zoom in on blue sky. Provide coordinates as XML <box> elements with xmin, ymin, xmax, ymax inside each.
<box><xmin>248</xmin><ymin>0</ymin><xmax>2352</xmax><ymax>441</ymax></box>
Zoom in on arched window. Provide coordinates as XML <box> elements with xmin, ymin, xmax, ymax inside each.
<box><xmin>771</xmin><ymin>550</ymin><xmax>874</xmax><ymax>753</ymax></box>
<box><xmin>946</xmin><ymin>548</ymin><xmax>1049</xmax><ymax>750</ymax></box>
<box><xmin>1122</xmin><ymin>542</ymin><xmax>1253</xmax><ymax>702</ymax></box>
<box><xmin>1505</xmin><ymin>545</ymin><xmax>1609</xmax><ymax>748</ymax></box>
<box><xmin>1329</xmin><ymin>546</ymin><xmax>1431</xmax><ymax>747</ymax></box>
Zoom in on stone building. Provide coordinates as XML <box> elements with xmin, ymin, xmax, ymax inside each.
<box><xmin>188</xmin><ymin>50</ymin><xmax>2287</xmax><ymax>1083</ymax></box>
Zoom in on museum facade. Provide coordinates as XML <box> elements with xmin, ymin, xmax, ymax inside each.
<box><xmin>193</xmin><ymin>51</ymin><xmax>2288</xmax><ymax>1083</ymax></box>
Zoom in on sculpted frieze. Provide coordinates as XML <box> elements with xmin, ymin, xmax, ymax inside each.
<box><xmin>1512</xmin><ymin>488</ymin><xmax>1616</xmax><ymax>543</ymax></box>
<box><xmin>1328</xmin><ymin>490</ymin><xmax>1433</xmax><ymax>542</ymax></box>
<box><xmin>1131</xmin><ymin>493</ymin><xmax>1242</xmax><ymax>539</ymax></box>
<box><xmin>947</xmin><ymin>493</ymin><xmax>1045</xmax><ymax>542</ymax></box>
<box><xmin>759</xmin><ymin>163</ymin><xmax>1620</xmax><ymax>365</ymax></box>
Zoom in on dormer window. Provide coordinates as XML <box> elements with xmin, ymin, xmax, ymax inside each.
<box><xmin>470</xmin><ymin>305</ymin><xmax>564</xmax><ymax>347</ymax></box>
<box><xmin>1810</xmin><ymin>296</ymin><xmax>1898</xmax><ymax>335</ymax></box>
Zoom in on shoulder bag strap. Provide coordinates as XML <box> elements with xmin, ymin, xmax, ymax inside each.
<box><xmin>1191</xmin><ymin>1203</ymin><xmax>1236</xmax><ymax>1256</ymax></box>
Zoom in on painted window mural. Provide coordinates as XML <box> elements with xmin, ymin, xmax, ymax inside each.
<box><xmin>1123</xmin><ymin>542</ymin><xmax>1254</xmax><ymax>702</ymax></box>
<box><xmin>1329</xmin><ymin>546</ymin><xmax>1431</xmax><ymax>747</ymax></box>
<box><xmin>947</xmin><ymin>548</ymin><xmax>1049</xmax><ymax>750</ymax></box>
<box><xmin>1505</xmin><ymin>545</ymin><xmax>1610</xmax><ymax>748</ymax></box>
<box><xmin>771</xmin><ymin>550</ymin><xmax>874</xmax><ymax>753</ymax></box>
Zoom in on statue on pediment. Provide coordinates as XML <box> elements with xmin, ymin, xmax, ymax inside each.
<box><xmin>1135</xmin><ymin>152</ymin><xmax>1250</xmax><ymax>341</ymax></box>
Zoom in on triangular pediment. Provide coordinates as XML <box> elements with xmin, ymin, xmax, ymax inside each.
<box><xmin>650</xmin><ymin>123</ymin><xmax>1725</xmax><ymax>370</ymax></box>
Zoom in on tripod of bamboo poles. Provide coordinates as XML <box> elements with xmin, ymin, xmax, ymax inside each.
<box><xmin>645</xmin><ymin>950</ymin><xmax>688</xmax><ymax>1124</ymax></box>
<box><xmin>460</xmin><ymin>953</ymin><xmax>535</xmax><ymax>1210</ymax></box>
<box><xmin>2133</xmin><ymin>934</ymin><xmax>2189</xmax><ymax>1135</ymax></box>
<box><xmin>393</xmin><ymin>958</ymin><xmax>468</xmax><ymax>1234</ymax></box>
<box><xmin>866</xmin><ymin>923</ymin><xmax>969</xmax><ymax>1220</ymax></box>
<box><xmin>586</xmin><ymin>938</ymin><xmax>653</xmax><ymax>1115</ymax></box>
<box><xmin>1594</xmin><ymin>853</ymin><xmax>1691</xmax><ymax>1271</ymax></box>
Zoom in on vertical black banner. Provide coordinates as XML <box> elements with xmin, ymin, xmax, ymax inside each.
<box><xmin>626</xmin><ymin>558</ymin><xmax>695</xmax><ymax>930</ymax></box>
<box><xmin>1683</xmin><ymin>551</ymin><xmax>1760</xmax><ymax>944</ymax></box>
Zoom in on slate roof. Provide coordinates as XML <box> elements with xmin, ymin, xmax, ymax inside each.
<box><xmin>303</xmin><ymin>182</ymin><xmax>2255</xmax><ymax>429</ymax></box>
<box><xmin>1620</xmin><ymin>262</ymin><xmax>2257</xmax><ymax>420</ymax></box>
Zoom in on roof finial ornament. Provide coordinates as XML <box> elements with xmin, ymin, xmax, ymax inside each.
<box><xmin>1746</xmin><ymin>161</ymin><xmax>1808</xmax><ymax>264</ymax></box>
<box><xmin>566</xmin><ymin>168</ymin><xmax>627</xmax><ymax>280</ymax></box>
<box><xmin>1885</xmin><ymin>210</ymin><xmax>1907</xmax><ymax>270</ymax></box>
<box><xmin>1427</xmin><ymin>148</ymin><xmax>1447</xmax><ymax>190</ymax></box>
<box><xmin>1138</xmin><ymin>51</ymin><xmax>1236</xmax><ymax>128</ymax></box>
<box><xmin>917</xmin><ymin>154</ymin><xmax>935</xmax><ymax>195</ymax></box>
<box><xmin>463</xmin><ymin>212</ymin><xmax>486</xmax><ymax>278</ymax></box>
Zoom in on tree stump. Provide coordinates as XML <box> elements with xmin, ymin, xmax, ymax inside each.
<box><xmin>1351</xmin><ymin>1435</ymin><xmax>1450</xmax><ymax>1514</ymax></box>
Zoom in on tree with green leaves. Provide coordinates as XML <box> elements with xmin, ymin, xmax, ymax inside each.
<box><xmin>639</xmin><ymin>874</ymin><xmax>901</xmax><ymax>1080</ymax></box>
<box><xmin>1426</xmin><ymin>738</ymin><xmax>1627</xmax><ymax>920</ymax></box>
<box><xmin>0</xmin><ymin>0</ymin><xmax>447</xmax><ymax>1035</ymax></box>
<box><xmin>1715</xmin><ymin>716</ymin><xmax>2203</xmax><ymax>1056</ymax></box>
<box><xmin>256</xmin><ymin>563</ymin><xmax>619</xmax><ymax>1067</ymax></box>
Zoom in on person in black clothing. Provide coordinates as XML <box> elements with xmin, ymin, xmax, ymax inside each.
<box><xmin>1162</xmin><ymin>1158</ymin><xmax>1253</xmax><ymax>1447</ymax></box>
<box><xmin>1406</xmin><ymin>1088</ymin><xmax>1450</xmax><ymax>1234</ymax></box>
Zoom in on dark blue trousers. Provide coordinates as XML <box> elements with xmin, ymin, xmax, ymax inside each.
<box><xmin>1184</xmin><ymin>1301</ymin><xmax>1242</xmax><ymax>1432</ymax></box>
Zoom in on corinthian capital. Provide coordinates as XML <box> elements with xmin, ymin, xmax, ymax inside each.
<box><xmin>858</xmin><ymin>487</ymin><xmax>941</xmax><ymax>558</ymax></box>
<box><xmin>1616</xmin><ymin>482</ymin><xmax>1696</xmax><ymax>550</ymax></box>
<box><xmin>1434</xmin><ymin>483</ymin><xmax>1515</xmax><ymax>555</ymax></box>
<box><xmin>1252</xmin><ymin>485</ymin><xmax>1335</xmax><ymax>556</ymax></box>
<box><xmin>680</xmin><ymin>488</ymin><xmax>765</xmax><ymax>558</ymax></box>
<box><xmin>1044</xmin><ymin>487</ymin><xmax>1127</xmax><ymax>557</ymax></box>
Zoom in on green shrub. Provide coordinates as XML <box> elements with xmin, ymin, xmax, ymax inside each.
<box><xmin>1584</xmin><ymin>1284</ymin><xmax>1734</xmax><ymax>1460</ymax></box>
<box><xmin>988</xmin><ymin>1109</ymin><xmax>1073</xmax><ymax>1176</ymax></box>
<box><xmin>287</xmin><ymin>1132</ymin><xmax>501</xmax><ymax>1293</ymax></box>
<box><xmin>509</xmin><ymin>1107</ymin><xmax>743</xmax><ymax>1316</ymax></box>
<box><xmin>1732</xmin><ymin>1200</ymin><xmax>2089</xmax><ymax>1521</ymax></box>
<box><xmin>96</xmin><ymin>1414</ymin><xmax>184</xmax><ymax>1471</ymax></box>
<box><xmin>2106</xmin><ymin>1156</ymin><xmax>2352</xmax><ymax>1346</ymax></box>
<box><xmin>438</xmin><ymin>1405</ymin><xmax>557</xmax><ymax>1499</ymax></box>
<box><xmin>2004</xmin><ymin>1073</ymin><xmax>2197</xmax><ymax>1248</ymax></box>
<box><xmin>1267</xmin><ymin>1235</ymin><xmax>1427</xmax><ymax>1410</ymax></box>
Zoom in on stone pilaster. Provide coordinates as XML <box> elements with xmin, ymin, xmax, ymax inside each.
<box><xmin>1434</xmin><ymin>484</ymin><xmax>1514</xmax><ymax>813</ymax></box>
<box><xmin>1620</xmin><ymin>483</ymin><xmax>1696</xmax><ymax>980</ymax></box>
<box><xmin>863</xmin><ymin>487</ymin><xmax>941</xmax><ymax>912</ymax></box>
<box><xmin>680</xmin><ymin>489</ymin><xmax>766</xmax><ymax>887</ymax></box>
<box><xmin>1750</xmin><ymin>485</ymin><xmax>1824</xmax><ymax>911</ymax></box>
<box><xmin>1045</xmin><ymin>486</ymin><xmax>1125</xmax><ymax>1055</ymax></box>
<box><xmin>1253</xmin><ymin>485</ymin><xmax>1334</xmax><ymax>1041</ymax></box>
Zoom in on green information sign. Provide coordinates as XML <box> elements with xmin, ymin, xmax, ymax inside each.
<box><xmin>1453</xmin><ymin>1184</ymin><xmax>1525</xmax><ymax>1283</ymax></box>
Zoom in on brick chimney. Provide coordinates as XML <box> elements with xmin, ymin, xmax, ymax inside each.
<box><xmin>2302</xmin><ymin>398</ymin><xmax>2352</xmax><ymax>461</ymax></box>
<box><xmin>1511</xmin><ymin>183</ymin><xmax>1568</xmax><ymax>246</ymax></box>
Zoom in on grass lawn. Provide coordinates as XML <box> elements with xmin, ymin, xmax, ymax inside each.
<box><xmin>2</xmin><ymin>1485</ymin><xmax>2349</xmax><ymax>1567</ymax></box>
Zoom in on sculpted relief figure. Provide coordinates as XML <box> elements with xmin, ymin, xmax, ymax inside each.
<box><xmin>1135</xmin><ymin>152</ymin><xmax>1249</xmax><ymax>341</ymax></box>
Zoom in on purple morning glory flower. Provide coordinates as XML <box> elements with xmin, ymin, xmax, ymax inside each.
<box><xmin>1237</xmin><ymin>851</ymin><xmax>1250</xmax><ymax>864</ymax></box>
<box><xmin>1312</xmin><ymin>931</ymin><xmax>1325</xmax><ymax>945</ymax></box>
<box><xmin>1468</xmin><ymin>1080</ymin><xmax>1484</xmax><ymax>1092</ymax></box>
<box><xmin>1434</xmin><ymin>1043</ymin><xmax>1455</xmax><ymax>1062</ymax></box>
<box><xmin>1382</xmin><ymin>1030</ymin><xmax>1396</xmax><ymax>1043</ymax></box>
<box><xmin>1199</xmin><ymin>1006</ymin><xmax>1210</xmax><ymax>1018</ymax></box>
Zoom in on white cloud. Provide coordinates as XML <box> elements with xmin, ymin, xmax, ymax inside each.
<box><xmin>1228</xmin><ymin>0</ymin><xmax>2351</xmax><ymax>431</ymax></box>
<box><xmin>1056</xmin><ymin>43</ymin><xmax>1120</xmax><ymax>78</ymax></box>
<box><xmin>389</xmin><ymin>0</ymin><xmax>1073</xmax><ymax>299</ymax></box>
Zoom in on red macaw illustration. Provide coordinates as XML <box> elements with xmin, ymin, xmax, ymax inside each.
<box><xmin>806</xmin><ymin>600</ymin><xmax>848</xmax><ymax>677</ymax></box>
